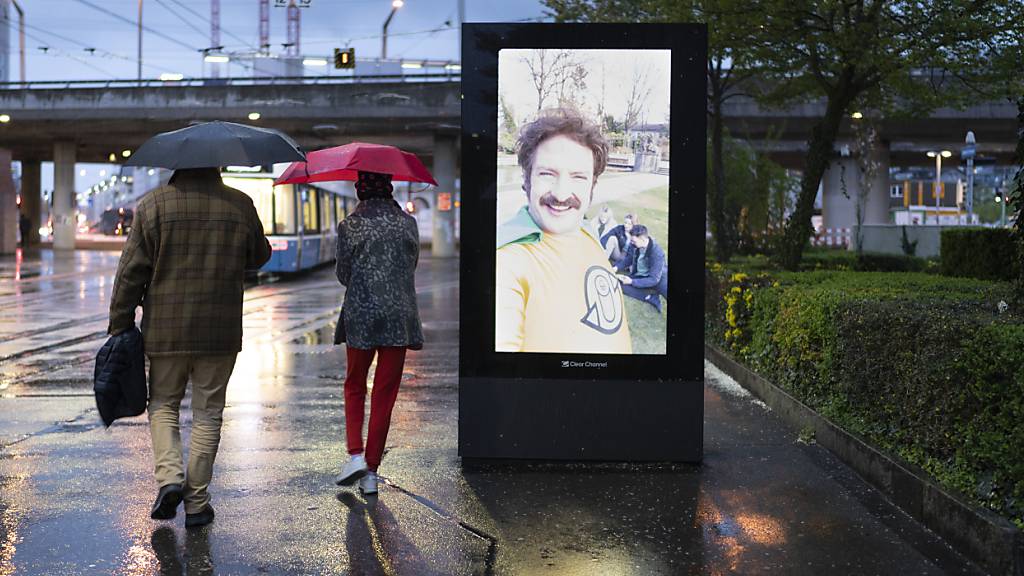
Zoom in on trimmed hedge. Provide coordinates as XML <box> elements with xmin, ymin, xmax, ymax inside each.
<box><xmin>941</xmin><ymin>228</ymin><xmax>1018</xmax><ymax>281</ymax></box>
<box><xmin>707</xmin><ymin>266</ymin><xmax>1024</xmax><ymax>528</ymax></box>
<box><xmin>853</xmin><ymin>252</ymin><xmax>928</xmax><ymax>273</ymax></box>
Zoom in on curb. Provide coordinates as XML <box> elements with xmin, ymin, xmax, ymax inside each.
<box><xmin>706</xmin><ymin>343</ymin><xmax>1024</xmax><ymax>576</ymax></box>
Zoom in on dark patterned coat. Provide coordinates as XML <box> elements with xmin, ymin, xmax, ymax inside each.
<box><xmin>335</xmin><ymin>198</ymin><xmax>424</xmax><ymax>350</ymax></box>
<box><xmin>108</xmin><ymin>169</ymin><xmax>271</xmax><ymax>355</ymax></box>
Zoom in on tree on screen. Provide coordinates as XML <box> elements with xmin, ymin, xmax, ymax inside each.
<box><xmin>522</xmin><ymin>49</ymin><xmax>588</xmax><ymax>113</ymax></box>
<box><xmin>623</xmin><ymin>64</ymin><xmax>654</xmax><ymax>137</ymax></box>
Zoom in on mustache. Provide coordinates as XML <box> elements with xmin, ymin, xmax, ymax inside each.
<box><xmin>538</xmin><ymin>193</ymin><xmax>581</xmax><ymax>210</ymax></box>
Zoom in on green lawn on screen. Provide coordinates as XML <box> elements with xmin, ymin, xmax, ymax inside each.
<box><xmin>588</xmin><ymin>183</ymin><xmax>670</xmax><ymax>355</ymax></box>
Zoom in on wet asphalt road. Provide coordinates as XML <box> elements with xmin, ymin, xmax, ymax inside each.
<box><xmin>0</xmin><ymin>249</ymin><xmax>987</xmax><ymax>575</ymax></box>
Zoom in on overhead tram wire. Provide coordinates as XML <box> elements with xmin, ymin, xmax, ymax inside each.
<box><xmin>303</xmin><ymin>24</ymin><xmax>459</xmax><ymax>47</ymax></box>
<box><xmin>165</xmin><ymin>0</ymin><xmax>258</xmax><ymax>51</ymax></box>
<box><xmin>305</xmin><ymin>17</ymin><xmax>553</xmax><ymax>49</ymax></box>
<box><xmin>396</xmin><ymin>11</ymin><xmax>456</xmax><ymax>59</ymax></box>
<box><xmin>23</xmin><ymin>30</ymin><xmax>119</xmax><ymax>79</ymax></box>
<box><xmin>153</xmin><ymin>0</ymin><xmax>210</xmax><ymax>40</ymax></box>
<box><xmin>21</xmin><ymin>21</ymin><xmax>183</xmax><ymax>77</ymax></box>
<box><xmin>70</xmin><ymin>0</ymin><xmax>202</xmax><ymax>53</ymax></box>
<box><xmin>71</xmin><ymin>0</ymin><xmax>260</xmax><ymax>74</ymax></box>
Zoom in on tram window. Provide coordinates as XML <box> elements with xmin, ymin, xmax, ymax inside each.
<box><xmin>274</xmin><ymin>185</ymin><xmax>297</xmax><ymax>234</ymax></box>
<box><xmin>335</xmin><ymin>195</ymin><xmax>347</xmax><ymax>224</ymax></box>
<box><xmin>302</xmin><ymin>187</ymin><xmax>320</xmax><ymax>233</ymax></box>
<box><xmin>222</xmin><ymin>176</ymin><xmax>273</xmax><ymax>235</ymax></box>
<box><xmin>320</xmin><ymin>190</ymin><xmax>332</xmax><ymax>232</ymax></box>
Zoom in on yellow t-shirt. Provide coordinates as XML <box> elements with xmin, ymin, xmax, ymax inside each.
<box><xmin>496</xmin><ymin>227</ymin><xmax>632</xmax><ymax>354</ymax></box>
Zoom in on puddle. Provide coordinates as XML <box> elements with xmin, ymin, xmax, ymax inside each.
<box><xmin>292</xmin><ymin>322</ymin><xmax>337</xmax><ymax>345</ymax></box>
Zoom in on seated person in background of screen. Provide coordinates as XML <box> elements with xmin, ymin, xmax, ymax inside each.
<box><xmin>615</xmin><ymin>224</ymin><xmax>668</xmax><ymax>314</ymax></box>
<box><xmin>600</xmin><ymin>213</ymin><xmax>635</xmax><ymax>264</ymax></box>
<box><xmin>590</xmin><ymin>205</ymin><xmax>617</xmax><ymax>243</ymax></box>
<box><xmin>496</xmin><ymin>108</ymin><xmax>632</xmax><ymax>354</ymax></box>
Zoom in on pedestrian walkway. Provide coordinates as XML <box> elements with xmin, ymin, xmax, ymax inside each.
<box><xmin>0</xmin><ymin>250</ymin><xmax>985</xmax><ymax>575</ymax></box>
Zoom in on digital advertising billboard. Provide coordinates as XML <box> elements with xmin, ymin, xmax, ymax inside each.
<box><xmin>495</xmin><ymin>48</ymin><xmax>672</xmax><ymax>356</ymax></box>
<box><xmin>460</xmin><ymin>23</ymin><xmax>706</xmax><ymax>461</ymax></box>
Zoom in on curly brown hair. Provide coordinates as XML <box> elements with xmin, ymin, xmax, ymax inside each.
<box><xmin>515</xmin><ymin>107</ymin><xmax>608</xmax><ymax>195</ymax></box>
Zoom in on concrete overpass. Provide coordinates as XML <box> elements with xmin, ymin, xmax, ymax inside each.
<box><xmin>723</xmin><ymin>95</ymin><xmax>1018</xmax><ymax>167</ymax></box>
<box><xmin>0</xmin><ymin>75</ymin><xmax>461</xmax><ymax>253</ymax></box>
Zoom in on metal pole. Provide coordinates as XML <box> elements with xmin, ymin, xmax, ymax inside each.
<box><xmin>457</xmin><ymin>0</ymin><xmax>464</xmax><ymax>59</ymax></box>
<box><xmin>382</xmin><ymin>7</ymin><xmax>397</xmax><ymax>60</ymax></box>
<box><xmin>964</xmin><ymin>130</ymin><xmax>976</xmax><ymax>225</ymax></box>
<box><xmin>137</xmin><ymin>0</ymin><xmax>143</xmax><ymax>82</ymax></box>
<box><xmin>11</xmin><ymin>0</ymin><xmax>24</xmax><ymax>83</ymax></box>
<box><xmin>934</xmin><ymin>154</ymin><xmax>941</xmax><ymax>226</ymax></box>
<box><xmin>1001</xmin><ymin>190</ymin><xmax>1007</xmax><ymax>227</ymax></box>
<box><xmin>966</xmin><ymin>156</ymin><xmax>974</xmax><ymax>223</ymax></box>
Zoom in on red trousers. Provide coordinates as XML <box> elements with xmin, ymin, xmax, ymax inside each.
<box><xmin>344</xmin><ymin>346</ymin><xmax>407</xmax><ymax>471</ymax></box>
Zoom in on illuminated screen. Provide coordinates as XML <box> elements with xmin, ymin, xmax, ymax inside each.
<box><xmin>495</xmin><ymin>48</ymin><xmax>671</xmax><ymax>355</ymax></box>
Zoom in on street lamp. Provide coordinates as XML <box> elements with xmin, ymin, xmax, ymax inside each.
<box><xmin>382</xmin><ymin>0</ymin><xmax>404</xmax><ymax>60</ymax></box>
<box><xmin>962</xmin><ymin>131</ymin><xmax>977</xmax><ymax>224</ymax></box>
<box><xmin>926</xmin><ymin>149</ymin><xmax>952</xmax><ymax>225</ymax></box>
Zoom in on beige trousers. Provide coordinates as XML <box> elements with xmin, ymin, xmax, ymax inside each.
<box><xmin>148</xmin><ymin>354</ymin><xmax>237</xmax><ymax>514</ymax></box>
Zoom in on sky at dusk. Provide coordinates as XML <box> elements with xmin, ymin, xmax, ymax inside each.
<box><xmin>12</xmin><ymin>0</ymin><xmax>550</xmax><ymax>82</ymax></box>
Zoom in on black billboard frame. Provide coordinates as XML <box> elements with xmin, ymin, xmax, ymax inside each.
<box><xmin>459</xmin><ymin>23</ymin><xmax>706</xmax><ymax>462</ymax></box>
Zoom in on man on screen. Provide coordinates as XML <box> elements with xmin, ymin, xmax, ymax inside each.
<box><xmin>496</xmin><ymin>108</ymin><xmax>632</xmax><ymax>353</ymax></box>
<box><xmin>615</xmin><ymin>224</ymin><xmax>668</xmax><ymax>313</ymax></box>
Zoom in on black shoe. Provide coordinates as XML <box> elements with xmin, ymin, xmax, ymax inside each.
<box><xmin>643</xmin><ymin>294</ymin><xmax>663</xmax><ymax>314</ymax></box>
<box><xmin>185</xmin><ymin>504</ymin><xmax>215</xmax><ymax>528</ymax></box>
<box><xmin>150</xmin><ymin>484</ymin><xmax>184</xmax><ymax>520</ymax></box>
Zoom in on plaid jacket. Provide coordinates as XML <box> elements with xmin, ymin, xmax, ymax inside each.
<box><xmin>108</xmin><ymin>170</ymin><xmax>272</xmax><ymax>356</ymax></box>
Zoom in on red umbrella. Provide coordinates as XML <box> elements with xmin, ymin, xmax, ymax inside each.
<box><xmin>274</xmin><ymin>142</ymin><xmax>437</xmax><ymax>186</ymax></box>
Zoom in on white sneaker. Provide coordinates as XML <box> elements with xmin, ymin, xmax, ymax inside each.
<box><xmin>335</xmin><ymin>454</ymin><xmax>368</xmax><ymax>486</ymax></box>
<box><xmin>358</xmin><ymin>471</ymin><xmax>378</xmax><ymax>495</ymax></box>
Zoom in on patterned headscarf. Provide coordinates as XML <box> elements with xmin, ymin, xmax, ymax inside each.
<box><xmin>355</xmin><ymin>170</ymin><xmax>394</xmax><ymax>201</ymax></box>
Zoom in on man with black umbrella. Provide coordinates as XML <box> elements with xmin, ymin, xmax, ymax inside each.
<box><xmin>109</xmin><ymin>121</ymin><xmax>300</xmax><ymax>528</ymax></box>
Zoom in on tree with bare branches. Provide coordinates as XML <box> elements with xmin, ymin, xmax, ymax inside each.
<box><xmin>522</xmin><ymin>49</ymin><xmax>582</xmax><ymax>112</ymax></box>
<box><xmin>622</xmin><ymin>64</ymin><xmax>653</xmax><ymax>137</ymax></box>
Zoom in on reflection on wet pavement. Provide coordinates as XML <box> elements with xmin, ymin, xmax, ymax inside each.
<box><xmin>0</xmin><ymin>249</ymin><xmax>986</xmax><ymax>575</ymax></box>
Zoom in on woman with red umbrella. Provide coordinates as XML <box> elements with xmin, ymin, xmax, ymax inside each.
<box><xmin>333</xmin><ymin>169</ymin><xmax>424</xmax><ymax>495</ymax></box>
<box><xmin>279</xmin><ymin>143</ymin><xmax>433</xmax><ymax>495</ymax></box>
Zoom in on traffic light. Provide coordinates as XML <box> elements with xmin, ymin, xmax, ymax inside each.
<box><xmin>334</xmin><ymin>47</ymin><xmax>355</xmax><ymax>69</ymax></box>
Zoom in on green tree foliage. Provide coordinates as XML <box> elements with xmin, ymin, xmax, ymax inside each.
<box><xmin>709</xmin><ymin>135</ymin><xmax>796</xmax><ymax>255</ymax></box>
<box><xmin>753</xmin><ymin>0</ymin><xmax>1006</xmax><ymax>270</ymax></box>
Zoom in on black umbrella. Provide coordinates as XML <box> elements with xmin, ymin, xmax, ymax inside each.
<box><xmin>124</xmin><ymin>120</ymin><xmax>305</xmax><ymax>169</ymax></box>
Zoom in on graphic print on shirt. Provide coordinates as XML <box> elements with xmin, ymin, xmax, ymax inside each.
<box><xmin>580</xmin><ymin>265</ymin><xmax>625</xmax><ymax>334</ymax></box>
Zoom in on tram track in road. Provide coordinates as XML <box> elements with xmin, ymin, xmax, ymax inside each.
<box><xmin>0</xmin><ymin>313</ymin><xmax>109</xmax><ymax>344</ymax></box>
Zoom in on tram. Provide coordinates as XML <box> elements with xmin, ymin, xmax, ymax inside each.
<box><xmin>221</xmin><ymin>169</ymin><xmax>356</xmax><ymax>273</ymax></box>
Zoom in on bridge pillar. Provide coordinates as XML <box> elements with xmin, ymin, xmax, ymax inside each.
<box><xmin>431</xmin><ymin>134</ymin><xmax>457</xmax><ymax>258</ymax></box>
<box><xmin>821</xmin><ymin>140</ymin><xmax>892</xmax><ymax>241</ymax></box>
<box><xmin>52</xmin><ymin>141</ymin><xmax>77</xmax><ymax>251</ymax></box>
<box><xmin>865</xmin><ymin>139</ymin><xmax>891</xmax><ymax>225</ymax></box>
<box><xmin>0</xmin><ymin>150</ymin><xmax>16</xmax><ymax>255</ymax></box>
<box><xmin>822</xmin><ymin>157</ymin><xmax>859</xmax><ymax>233</ymax></box>
<box><xmin>20</xmin><ymin>160</ymin><xmax>41</xmax><ymax>247</ymax></box>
